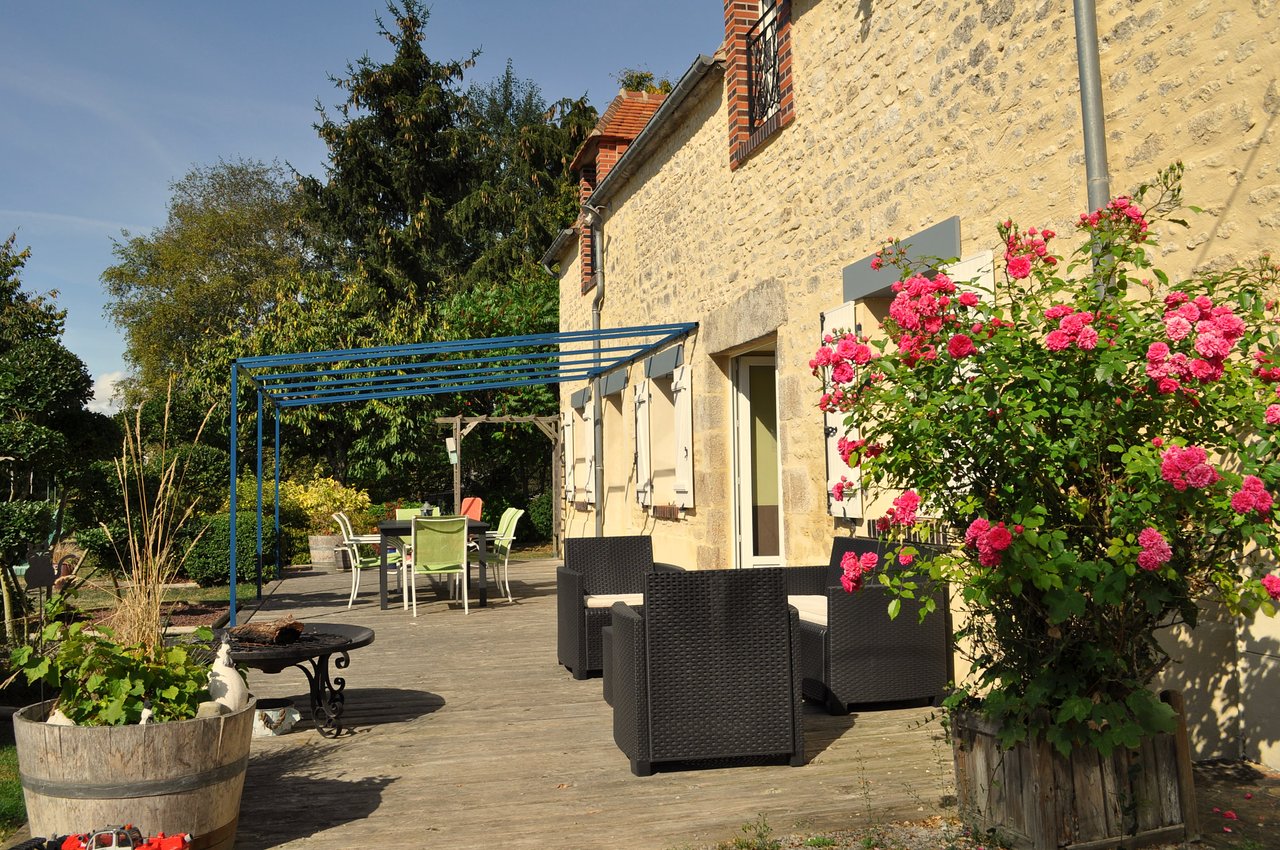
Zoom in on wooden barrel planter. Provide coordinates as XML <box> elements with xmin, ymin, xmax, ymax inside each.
<box><xmin>13</xmin><ymin>698</ymin><xmax>256</xmax><ymax>850</ymax></box>
<box><xmin>308</xmin><ymin>534</ymin><xmax>342</xmax><ymax>568</ymax></box>
<box><xmin>952</xmin><ymin>691</ymin><xmax>1199</xmax><ymax>850</ymax></box>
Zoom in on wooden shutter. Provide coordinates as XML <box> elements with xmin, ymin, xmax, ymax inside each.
<box><xmin>672</xmin><ymin>364</ymin><xmax>694</xmax><ymax>509</ymax></box>
<box><xmin>562</xmin><ymin>410</ymin><xmax>575</xmax><ymax>502</ymax></box>
<box><xmin>634</xmin><ymin>380</ymin><xmax>652</xmax><ymax>507</ymax></box>
<box><xmin>582</xmin><ymin>402</ymin><xmax>596</xmax><ymax>505</ymax></box>
<box><xmin>943</xmin><ymin>249</ymin><xmax>995</xmax><ymax>293</ymax></box>
<box><xmin>821</xmin><ymin>300</ymin><xmax>862</xmax><ymax>519</ymax></box>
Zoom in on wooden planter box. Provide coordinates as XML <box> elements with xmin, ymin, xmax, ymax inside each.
<box><xmin>952</xmin><ymin>691</ymin><xmax>1199</xmax><ymax>850</ymax></box>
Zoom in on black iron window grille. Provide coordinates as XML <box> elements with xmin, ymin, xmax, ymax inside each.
<box><xmin>747</xmin><ymin>0</ymin><xmax>781</xmax><ymax>132</ymax></box>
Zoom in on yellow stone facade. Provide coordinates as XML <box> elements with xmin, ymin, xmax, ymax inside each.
<box><xmin>552</xmin><ymin>0</ymin><xmax>1280</xmax><ymax>764</ymax></box>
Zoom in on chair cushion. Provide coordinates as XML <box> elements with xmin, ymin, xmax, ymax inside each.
<box><xmin>787</xmin><ymin>594</ymin><xmax>828</xmax><ymax>627</ymax></box>
<box><xmin>585</xmin><ymin>593</ymin><xmax>644</xmax><ymax>609</ymax></box>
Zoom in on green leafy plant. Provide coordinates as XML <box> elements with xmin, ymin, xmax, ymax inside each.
<box><xmin>735</xmin><ymin>814</ymin><xmax>781</xmax><ymax>850</ymax></box>
<box><xmin>814</xmin><ymin>164</ymin><xmax>1280</xmax><ymax>756</ymax></box>
<box><xmin>10</xmin><ymin>619</ymin><xmax>212</xmax><ymax>725</ymax></box>
<box><xmin>8</xmin><ymin>388</ymin><xmax>217</xmax><ymax>724</ymax></box>
<box><xmin>803</xmin><ymin>837</ymin><xmax>838</xmax><ymax>848</ymax></box>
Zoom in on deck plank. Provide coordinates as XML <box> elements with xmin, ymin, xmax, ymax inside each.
<box><xmin>234</xmin><ymin>560</ymin><xmax>955</xmax><ymax>849</ymax></box>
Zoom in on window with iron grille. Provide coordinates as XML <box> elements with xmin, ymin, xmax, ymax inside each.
<box><xmin>747</xmin><ymin>0</ymin><xmax>781</xmax><ymax>132</ymax></box>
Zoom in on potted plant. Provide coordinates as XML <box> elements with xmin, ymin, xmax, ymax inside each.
<box><xmin>8</xmin><ymin>395</ymin><xmax>254</xmax><ymax>850</ymax></box>
<box><xmin>813</xmin><ymin>164</ymin><xmax>1280</xmax><ymax>849</ymax></box>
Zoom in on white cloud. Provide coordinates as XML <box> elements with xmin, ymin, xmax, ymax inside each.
<box><xmin>87</xmin><ymin>371</ymin><xmax>126</xmax><ymax>415</ymax></box>
<box><xmin>0</xmin><ymin>208</ymin><xmax>145</xmax><ymax>235</ymax></box>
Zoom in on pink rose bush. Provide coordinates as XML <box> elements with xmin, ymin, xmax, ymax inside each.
<box><xmin>840</xmin><ymin>550</ymin><xmax>879</xmax><ymax>593</ymax></box>
<box><xmin>811</xmin><ymin>165</ymin><xmax>1280</xmax><ymax>756</ymax></box>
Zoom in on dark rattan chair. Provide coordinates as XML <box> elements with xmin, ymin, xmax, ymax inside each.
<box><xmin>557</xmin><ymin>535</ymin><xmax>662</xmax><ymax>679</ymax></box>
<box><xmin>786</xmin><ymin>537</ymin><xmax>951</xmax><ymax>715</ymax></box>
<box><xmin>608</xmin><ymin>568</ymin><xmax>805</xmax><ymax>776</ymax></box>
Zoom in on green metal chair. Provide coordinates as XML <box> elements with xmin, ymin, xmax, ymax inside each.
<box><xmin>409</xmin><ymin>515</ymin><xmax>470</xmax><ymax>617</ymax></box>
<box><xmin>487</xmin><ymin>508</ymin><xmax>525</xmax><ymax>602</ymax></box>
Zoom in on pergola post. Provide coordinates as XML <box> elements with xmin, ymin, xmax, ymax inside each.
<box><xmin>452</xmin><ymin>416</ymin><xmax>462</xmax><ymax>513</ymax></box>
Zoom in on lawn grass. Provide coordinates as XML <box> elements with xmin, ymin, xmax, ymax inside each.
<box><xmin>66</xmin><ymin>562</ymin><xmax>267</xmax><ymax>616</ymax></box>
<box><xmin>0</xmin><ymin>725</ymin><xmax>24</xmax><ymax>840</ymax></box>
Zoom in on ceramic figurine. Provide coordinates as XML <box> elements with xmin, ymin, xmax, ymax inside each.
<box><xmin>46</xmin><ymin>708</ymin><xmax>74</xmax><ymax>726</ymax></box>
<box><xmin>206</xmin><ymin>640</ymin><xmax>248</xmax><ymax>712</ymax></box>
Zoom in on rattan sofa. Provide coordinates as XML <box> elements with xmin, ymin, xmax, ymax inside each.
<box><xmin>556</xmin><ymin>535</ymin><xmax>675</xmax><ymax>679</ymax></box>
<box><xmin>607</xmin><ymin>568</ymin><xmax>805</xmax><ymax>776</ymax></box>
<box><xmin>785</xmin><ymin>537</ymin><xmax>951</xmax><ymax>715</ymax></box>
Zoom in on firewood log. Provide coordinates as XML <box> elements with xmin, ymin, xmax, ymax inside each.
<box><xmin>229</xmin><ymin>615</ymin><xmax>304</xmax><ymax>645</ymax></box>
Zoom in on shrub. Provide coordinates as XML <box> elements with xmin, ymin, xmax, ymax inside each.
<box><xmin>527</xmin><ymin>492</ymin><xmax>553</xmax><ymax>541</ymax></box>
<box><xmin>814</xmin><ymin>165</ymin><xmax>1280</xmax><ymax>755</ymax></box>
<box><xmin>232</xmin><ymin>475</ymin><xmax>371</xmax><ymax>535</ymax></box>
<box><xmin>0</xmin><ymin>500</ymin><xmax>52</xmax><ymax>569</ymax></box>
<box><xmin>183</xmin><ymin>512</ymin><xmax>277</xmax><ymax>587</ymax></box>
<box><xmin>74</xmin><ymin>523</ymin><xmax>130</xmax><ymax>581</ymax></box>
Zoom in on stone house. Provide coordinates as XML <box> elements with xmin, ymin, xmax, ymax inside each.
<box><xmin>543</xmin><ymin>0</ymin><xmax>1280</xmax><ymax>766</ymax></box>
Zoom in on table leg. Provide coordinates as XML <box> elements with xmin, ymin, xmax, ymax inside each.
<box><xmin>475</xmin><ymin>534</ymin><xmax>488</xmax><ymax>607</ymax></box>
<box><xmin>293</xmin><ymin>651</ymin><xmax>350</xmax><ymax>738</ymax></box>
<box><xmin>378</xmin><ymin>532</ymin><xmax>389</xmax><ymax>610</ymax></box>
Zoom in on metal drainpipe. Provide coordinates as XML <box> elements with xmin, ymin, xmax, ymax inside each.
<box><xmin>1074</xmin><ymin>0</ymin><xmax>1112</xmax><ymax>293</ymax></box>
<box><xmin>590</xmin><ymin>213</ymin><xmax>605</xmax><ymax>539</ymax></box>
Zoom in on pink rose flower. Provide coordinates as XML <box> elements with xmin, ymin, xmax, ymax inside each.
<box><xmin>1045</xmin><ymin>330</ymin><xmax>1072</xmax><ymax>351</ymax></box>
<box><xmin>1007</xmin><ymin>255</ymin><xmax>1032</xmax><ymax>279</ymax></box>
<box><xmin>1184</xmin><ymin>463</ymin><xmax>1220</xmax><ymax>488</ymax></box>
<box><xmin>835</xmin><ymin>335</ymin><xmax>860</xmax><ymax>360</ymax></box>
<box><xmin>965</xmin><ymin>518</ymin><xmax>991</xmax><ymax>547</ymax></box>
<box><xmin>1136</xmin><ymin>527</ymin><xmax>1172</xmax><ymax>571</ymax></box>
<box><xmin>1164</xmin><ymin>316</ymin><xmax>1192</xmax><ymax>341</ymax></box>
<box><xmin>984</xmin><ymin>523</ymin><xmax>1013</xmax><ymax>552</ymax></box>
<box><xmin>958</xmin><ymin>292</ymin><xmax>979</xmax><ymax>307</ymax></box>
<box><xmin>888</xmin><ymin>490</ymin><xmax>921</xmax><ymax>526</ymax></box>
<box><xmin>947</xmin><ymin>334</ymin><xmax>976</xmax><ymax>358</ymax></box>
<box><xmin>1262</xmin><ymin>574</ymin><xmax>1280</xmax><ymax>601</ymax></box>
<box><xmin>1266</xmin><ymin>405</ymin><xmax>1280</xmax><ymax>426</ymax></box>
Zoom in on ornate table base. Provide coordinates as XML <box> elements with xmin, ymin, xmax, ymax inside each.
<box><xmin>225</xmin><ymin>624</ymin><xmax>375</xmax><ymax>738</ymax></box>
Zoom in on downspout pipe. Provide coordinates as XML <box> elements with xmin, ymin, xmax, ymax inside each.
<box><xmin>1074</xmin><ymin>0</ymin><xmax>1112</xmax><ymax>295</ymax></box>
<box><xmin>587</xmin><ymin>206</ymin><xmax>605</xmax><ymax>539</ymax></box>
<box><xmin>1074</xmin><ymin>0</ymin><xmax>1111</xmax><ymax>215</ymax></box>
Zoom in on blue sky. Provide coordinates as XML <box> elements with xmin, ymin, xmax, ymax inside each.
<box><xmin>0</xmin><ymin>2</ymin><xmax>724</xmax><ymax>411</ymax></box>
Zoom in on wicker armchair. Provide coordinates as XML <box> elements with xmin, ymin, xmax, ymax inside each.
<box><xmin>786</xmin><ymin>537</ymin><xmax>951</xmax><ymax>715</ymax></box>
<box><xmin>557</xmin><ymin>536</ymin><xmax>666</xmax><ymax>680</ymax></box>
<box><xmin>608</xmin><ymin>568</ymin><xmax>805</xmax><ymax>776</ymax></box>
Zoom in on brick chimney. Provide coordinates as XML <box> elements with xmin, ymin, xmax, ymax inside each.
<box><xmin>724</xmin><ymin>0</ymin><xmax>793</xmax><ymax>169</ymax></box>
<box><xmin>570</xmin><ymin>90</ymin><xmax>665</xmax><ymax>293</ymax></box>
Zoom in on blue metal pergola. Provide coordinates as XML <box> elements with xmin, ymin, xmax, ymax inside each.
<box><xmin>227</xmin><ymin>323</ymin><xmax>696</xmax><ymax>624</ymax></box>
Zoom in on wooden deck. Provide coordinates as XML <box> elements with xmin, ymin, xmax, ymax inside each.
<box><xmin>234</xmin><ymin>560</ymin><xmax>956</xmax><ymax>849</ymax></box>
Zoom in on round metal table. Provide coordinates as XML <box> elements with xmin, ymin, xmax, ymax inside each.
<box><xmin>221</xmin><ymin>623</ymin><xmax>375</xmax><ymax>737</ymax></box>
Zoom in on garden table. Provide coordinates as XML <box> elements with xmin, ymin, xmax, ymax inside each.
<box><xmin>376</xmin><ymin>517</ymin><xmax>490</xmax><ymax>610</ymax></box>
<box><xmin>223</xmin><ymin>622</ymin><xmax>374</xmax><ymax>737</ymax></box>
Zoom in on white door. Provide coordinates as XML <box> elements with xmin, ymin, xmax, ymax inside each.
<box><xmin>732</xmin><ymin>354</ymin><xmax>783</xmax><ymax>568</ymax></box>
